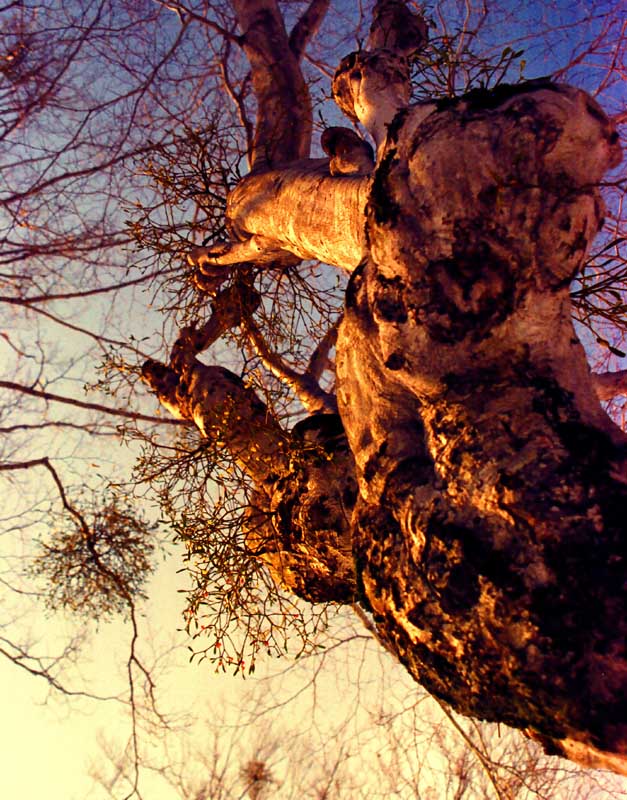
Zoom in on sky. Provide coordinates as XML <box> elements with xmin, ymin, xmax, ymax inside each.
<box><xmin>0</xmin><ymin>548</ymin><xmax>439</xmax><ymax>799</ymax></box>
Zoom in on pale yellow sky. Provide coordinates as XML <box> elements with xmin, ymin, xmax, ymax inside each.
<box><xmin>0</xmin><ymin>549</ymin><xmax>377</xmax><ymax>799</ymax></box>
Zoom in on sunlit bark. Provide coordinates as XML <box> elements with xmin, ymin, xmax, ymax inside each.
<box><xmin>336</xmin><ymin>79</ymin><xmax>627</xmax><ymax>773</ymax></box>
<box><xmin>141</xmin><ymin>285</ymin><xmax>357</xmax><ymax>605</ymax></box>
<box><xmin>150</xmin><ymin>0</ymin><xmax>627</xmax><ymax>775</ymax></box>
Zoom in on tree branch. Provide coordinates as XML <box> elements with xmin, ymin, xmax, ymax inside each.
<box><xmin>0</xmin><ymin>421</ymin><xmax>116</xmax><ymax>436</ymax></box>
<box><xmin>230</xmin><ymin>0</ymin><xmax>312</xmax><ymax>168</ymax></box>
<box><xmin>0</xmin><ymin>635</ymin><xmax>121</xmax><ymax>701</ymax></box>
<box><xmin>0</xmin><ymin>457</ymin><xmax>90</xmax><ymax>534</ymax></box>
<box><xmin>0</xmin><ymin>380</ymin><xmax>185</xmax><ymax>426</ymax></box>
<box><xmin>306</xmin><ymin>316</ymin><xmax>341</xmax><ymax>382</ymax></box>
<box><xmin>288</xmin><ymin>0</ymin><xmax>330</xmax><ymax>61</ymax></box>
<box><xmin>152</xmin><ymin>0</ymin><xmax>243</xmax><ymax>43</ymax></box>
<box><xmin>244</xmin><ymin>317</ymin><xmax>337</xmax><ymax>414</ymax></box>
<box><xmin>218</xmin><ymin>38</ymin><xmax>254</xmax><ymax>166</ymax></box>
<box><xmin>0</xmin><ymin>269</ymin><xmax>168</xmax><ymax>305</ymax></box>
<box><xmin>169</xmin><ymin>281</ymin><xmax>261</xmax><ymax>371</ymax></box>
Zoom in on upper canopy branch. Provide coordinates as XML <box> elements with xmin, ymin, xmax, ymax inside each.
<box><xmin>332</xmin><ymin>1</ymin><xmax>429</xmax><ymax>157</ymax></box>
<box><xmin>188</xmin><ymin>1</ymin><xmax>430</xmax><ymax>278</ymax></box>
<box><xmin>230</xmin><ymin>0</ymin><xmax>314</xmax><ymax>169</ymax></box>
<box><xmin>288</xmin><ymin>0</ymin><xmax>330</xmax><ymax>61</ymax></box>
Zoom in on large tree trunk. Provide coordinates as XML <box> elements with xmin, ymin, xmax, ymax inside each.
<box><xmin>335</xmin><ymin>82</ymin><xmax>627</xmax><ymax>771</ymax></box>
<box><xmin>163</xmin><ymin>0</ymin><xmax>627</xmax><ymax>776</ymax></box>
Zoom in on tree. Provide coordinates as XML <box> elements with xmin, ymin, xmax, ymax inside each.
<box><xmin>2</xmin><ymin>0</ymin><xmax>627</xmax><ymax>785</ymax></box>
<box><xmin>144</xmin><ymin>0</ymin><xmax>627</xmax><ymax>773</ymax></box>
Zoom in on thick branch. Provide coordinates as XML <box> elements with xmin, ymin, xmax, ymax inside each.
<box><xmin>189</xmin><ymin>162</ymin><xmax>369</xmax><ymax>274</ymax></box>
<box><xmin>142</xmin><ymin>359</ymin><xmax>288</xmax><ymax>485</ymax></box>
<box><xmin>367</xmin><ymin>0</ymin><xmax>428</xmax><ymax>53</ymax></box>
<box><xmin>142</xmin><ymin>291</ymin><xmax>356</xmax><ymax>604</ymax></box>
<box><xmin>231</xmin><ymin>0</ymin><xmax>312</xmax><ymax>168</ymax></box>
<box><xmin>142</xmin><ymin>283</ymin><xmax>286</xmax><ymax>484</ymax></box>
<box><xmin>288</xmin><ymin>0</ymin><xmax>330</xmax><ymax>61</ymax></box>
<box><xmin>332</xmin><ymin>1</ymin><xmax>429</xmax><ymax>156</ymax></box>
<box><xmin>142</xmin><ymin>355</ymin><xmax>357</xmax><ymax>604</ymax></box>
<box><xmin>169</xmin><ymin>281</ymin><xmax>261</xmax><ymax>371</ymax></box>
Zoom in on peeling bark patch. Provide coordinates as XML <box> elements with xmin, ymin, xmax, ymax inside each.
<box><xmin>253</xmin><ymin>413</ymin><xmax>358</xmax><ymax>605</ymax></box>
<box><xmin>384</xmin><ymin>351</ymin><xmax>406</xmax><ymax>370</ymax></box>
<box><xmin>386</xmin><ymin>106</ymin><xmax>410</xmax><ymax>144</ymax></box>
<box><xmin>414</xmin><ymin>246</ymin><xmax>518</xmax><ymax>343</ymax></box>
<box><xmin>364</xmin><ymin>439</ymin><xmax>389</xmax><ymax>483</ymax></box>
<box><xmin>345</xmin><ymin>259</ymin><xmax>367</xmax><ymax>311</ymax></box>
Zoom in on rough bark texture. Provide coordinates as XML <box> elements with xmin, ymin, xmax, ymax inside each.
<box><xmin>143</xmin><ymin>353</ymin><xmax>357</xmax><ymax>604</ymax></box>
<box><xmin>248</xmin><ymin>413</ymin><xmax>358</xmax><ymax>605</ymax></box>
<box><xmin>231</xmin><ymin>0</ymin><xmax>312</xmax><ymax>169</ymax></box>
<box><xmin>165</xmin><ymin>0</ymin><xmax>627</xmax><ymax>776</ymax></box>
<box><xmin>142</xmin><ymin>279</ymin><xmax>358</xmax><ymax>605</ymax></box>
<box><xmin>225</xmin><ymin>162</ymin><xmax>369</xmax><ymax>271</ymax></box>
<box><xmin>336</xmin><ymin>82</ymin><xmax>627</xmax><ymax>769</ymax></box>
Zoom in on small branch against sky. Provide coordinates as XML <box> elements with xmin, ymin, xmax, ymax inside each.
<box><xmin>0</xmin><ymin>380</ymin><xmax>187</xmax><ymax>426</ymax></box>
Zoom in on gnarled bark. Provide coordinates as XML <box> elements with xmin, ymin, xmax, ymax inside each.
<box><xmin>336</xmin><ymin>81</ymin><xmax>627</xmax><ymax>771</ymax></box>
<box><xmin>143</xmin><ymin>352</ymin><xmax>357</xmax><ymax>604</ymax></box>
<box><xmin>163</xmin><ymin>0</ymin><xmax>627</xmax><ymax>776</ymax></box>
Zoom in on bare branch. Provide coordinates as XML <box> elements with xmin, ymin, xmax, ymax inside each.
<box><xmin>17</xmin><ymin>302</ymin><xmax>153</xmax><ymax>357</ymax></box>
<box><xmin>0</xmin><ymin>635</ymin><xmax>121</xmax><ymax>702</ymax></box>
<box><xmin>306</xmin><ymin>316</ymin><xmax>341</xmax><ymax>382</ymax></box>
<box><xmin>218</xmin><ymin>38</ymin><xmax>254</xmax><ymax>165</ymax></box>
<box><xmin>244</xmin><ymin>317</ymin><xmax>337</xmax><ymax>414</ymax></box>
<box><xmin>152</xmin><ymin>0</ymin><xmax>242</xmax><ymax>44</ymax></box>
<box><xmin>230</xmin><ymin>0</ymin><xmax>312</xmax><ymax>167</ymax></box>
<box><xmin>288</xmin><ymin>0</ymin><xmax>330</xmax><ymax>61</ymax></box>
<box><xmin>0</xmin><ymin>380</ymin><xmax>186</xmax><ymax>426</ymax></box>
<box><xmin>0</xmin><ymin>269</ymin><xmax>168</xmax><ymax>305</ymax></box>
<box><xmin>0</xmin><ymin>421</ymin><xmax>116</xmax><ymax>436</ymax></box>
<box><xmin>0</xmin><ymin>457</ymin><xmax>90</xmax><ymax>533</ymax></box>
